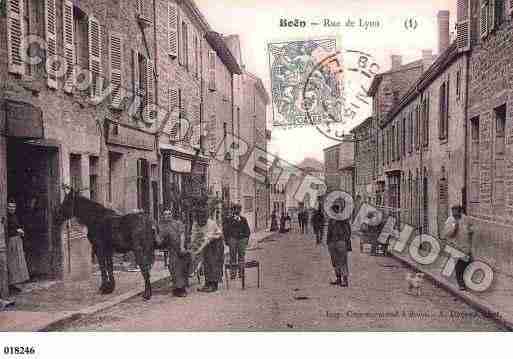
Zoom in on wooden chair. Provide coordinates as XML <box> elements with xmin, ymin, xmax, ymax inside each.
<box><xmin>224</xmin><ymin>260</ymin><xmax>260</xmax><ymax>290</ymax></box>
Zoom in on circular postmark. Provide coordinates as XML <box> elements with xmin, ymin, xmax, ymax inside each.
<box><xmin>302</xmin><ymin>48</ymin><xmax>380</xmax><ymax>142</ymax></box>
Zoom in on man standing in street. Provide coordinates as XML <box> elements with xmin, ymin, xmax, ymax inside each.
<box><xmin>160</xmin><ymin>208</ymin><xmax>190</xmax><ymax>297</ymax></box>
<box><xmin>229</xmin><ymin>204</ymin><xmax>251</xmax><ymax>279</ymax></box>
<box><xmin>442</xmin><ymin>205</ymin><xmax>474</xmax><ymax>290</ymax></box>
<box><xmin>326</xmin><ymin>202</ymin><xmax>352</xmax><ymax>287</ymax></box>
<box><xmin>303</xmin><ymin>209</ymin><xmax>310</xmax><ymax>235</ymax></box>
<box><xmin>298</xmin><ymin>210</ymin><xmax>304</xmax><ymax>234</ymax></box>
<box><xmin>195</xmin><ymin>198</ymin><xmax>224</xmax><ymax>293</ymax></box>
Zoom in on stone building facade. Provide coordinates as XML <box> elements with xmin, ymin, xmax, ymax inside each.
<box><xmin>464</xmin><ymin>0</ymin><xmax>513</xmax><ymax>275</ymax></box>
<box><xmin>364</xmin><ymin>54</ymin><xmax>432</xmax><ymax>206</ymax></box>
<box><xmin>380</xmin><ymin>42</ymin><xmax>469</xmax><ymax>237</ymax></box>
<box><xmin>351</xmin><ymin>117</ymin><xmax>378</xmax><ymax>204</ymax></box>
<box><xmin>1</xmin><ymin>0</ymin><xmax>162</xmax><ymax>282</ymax></box>
<box><xmin>323</xmin><ymin>144</ymin><xmax>341</xmax><ymax>192</ymax></box>
<box><xmin>155</xmin><ymin>0</ymin><xmax>241</xmax><ymax>225</ymax></box>
<box><xmin>0</xmin><ymin>0</ymin><xmax>266</xmax><ymax>293</ymax></box>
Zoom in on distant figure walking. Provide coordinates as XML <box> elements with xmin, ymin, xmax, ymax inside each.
<box><xmin>270</xmin><ymin>210</ymin><xmax>278</xmax><ymax>232</ymax></box>
<box><xmin>312</xmin><ymin>207</ymin><xmax>324</xmax><ymax>245</ymax></box>
<box><xmin>298</xmin><ymin>211</ymin><xmax>304</xmax><ymax>233</ymax></box>
<box><xmin>303</xmin><ymin>210</ymin><xmax>310</xmax><ymax>235</ymax></box>
<box><xmin>326</xmin><ymin>202</ymin><xmax>352</xmax><ymax>287</ymax></box>
<box><xmin>279</xmin><ymin>212</ymin><xmax>289</xmax><ymax>234</ymax></box>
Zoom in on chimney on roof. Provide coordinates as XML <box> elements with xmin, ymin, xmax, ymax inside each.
<box><xmin>421</xmin><ymin>49</ymin><xmax>434</xmax><ymax>71</ymax></box>
<box><xmin>391</xmin><ymin>55</ymin><xmax>402</xmax><ymax>70</ymax></box>
<box><xmin>437</xmin><ymin>10</ymin><xmax>450</xmax><ymax>54</ymax></box>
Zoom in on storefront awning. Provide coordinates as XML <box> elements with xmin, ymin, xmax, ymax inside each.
<box><xmin>159</xmin><ymin>143</ymin><xmax>209</xmax><ymax>162</ymax></box>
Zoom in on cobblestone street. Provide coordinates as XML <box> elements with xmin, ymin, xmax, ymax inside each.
<box><xmin>60</xmin><ymin>232</ymin><xmax>504</xmax><ymax>331</ymax></box>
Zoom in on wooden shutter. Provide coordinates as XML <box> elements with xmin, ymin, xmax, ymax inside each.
<box><xmin>45</xmin><ymin>0</ymin><xmax>58</xmax><ymax>88</ymax></box>
<box><xmin>7</xmin><ymin>0</ymin><xmax>25</xmax><ymax>75</ymax></box>
<box><xmin>143</xmin><ymin>58</ymin><xmax>155</xmax><ymax>124</ymax></box>
<box><xmin>489</xmin><ymin>0</ymin><xmax>496</xmax><ymax>31</ymax></box>
<box><xmin>63</xmin><ymin>0</ymin><xmax>74</xmax><ymax>93</ymax></box>
<box><xmin>456</xmin><ymin>20</ymin><xmax>471</xmax><ymax>52</ymax></box>
<box><xmin>191</xmin><ymin>104</ymin><xmax>201</xmax><ymax>149</ymax></box>
<box><xmin>177</xmin><ymin>9</ymin><xmax>183</xmax><ymax>66</ymax></box>
<box><xmin>437</xmin><ymin>176</ymin><xmax>449</xmax><ymax>237</ymax></box>
<box><xmin>165</xmin><ymin>87</ymin><xmax>179</xmax><ymax>139</ymax></box>
<box><xmin>480</xmin><ymin>1</ymin><xmax>489</xmax><ymax>39</ymax></box>
<box><xmin>208</xmin><ymin>51</ymin><xmax>216</xmax><ymax>91</ymax></box>
<box><xmin>88</xmin><ymin>16</ymin><xmax>102</xmax><ymax>99</ymax></box>
<box><xmin>131</xmin><ymin>50</ymin><xmax>141</xmax><ymax>118</ymax></box>
<box><xmin>509</xmin><ymin>0</ymin><xmax>513</xmax><ymax>16</ymax></box>
<box><xmin>168</xmin><ymin>2</ymin><xmax>178</xmax><ymax>58</ymax></box>
<box><xmin>110</xmin><ymin>33</ymin><xmax>123</xmax><ymax>108</ymax></box>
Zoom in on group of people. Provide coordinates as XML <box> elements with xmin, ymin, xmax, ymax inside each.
<box><xmin>269</xmin><ymin>211</ymin><xmax>291</xmax><ymax>233</ymax></box>
<box><xmin>158</xmin><ymin>201</ymin><xmax>251</xmax><ymax>298</ymax></box>
<box><xmin>269</xmin><ymin>207</ymin><xmax>325</xmax><ymax>245</ymax></box>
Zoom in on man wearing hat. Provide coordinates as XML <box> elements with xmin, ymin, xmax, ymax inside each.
<box><xmin>160</xmin><ymin>207</ymin><xmax>190</xmax><ymax>297</ymax></box>
<box><xmin>228</xmin><ymin>203</ymin><xmax>251</xmax><ymax>279</ymax></box>
<box><xmin>194</xmin><ymin>196</ymin><xmax>224</xmax><ymax>293</ymax></box>
<box><xmin>326</xmin><ymin>201</ymin><xmax>352</xmax><ymax>287</ymax></box>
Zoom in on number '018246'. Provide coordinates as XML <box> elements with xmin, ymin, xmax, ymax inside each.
<box><xmin>3</xmin><ymin>347</ymin><xmax>36</xmax><ymax>355</ymax></box>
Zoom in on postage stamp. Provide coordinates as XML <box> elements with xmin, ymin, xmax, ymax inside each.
<box><xmin>268</xmin><ymin>38</ymin><xmax>380</xmax><ymax>142</ymax></box>
<box><xmin>268</xmin><ymin>38</ymin><xmax>344</xmax><ymax>129</ymax></box>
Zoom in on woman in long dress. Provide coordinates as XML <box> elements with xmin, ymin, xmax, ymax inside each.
<box><xmin>6</xmin><ymin>199</ymin><xmax>29</xmax><ymax>292</ymax></box>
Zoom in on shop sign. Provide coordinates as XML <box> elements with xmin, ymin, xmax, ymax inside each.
<box><xmin>5</xmin><ymin>101</ymin><xmax>43</xmax><ymax>139</ymax></box>
<box><xmin>106</xmin><ymin>121</ymin><xmax>154</xmax><ymax>151</ymax></box>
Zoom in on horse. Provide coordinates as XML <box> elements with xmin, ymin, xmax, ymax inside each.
<box><xmin>54</xmin><ymin>190</ymin><xmax>155</xmax><ymax>300</ymax></box>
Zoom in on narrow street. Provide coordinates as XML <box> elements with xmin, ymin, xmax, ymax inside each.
<box><xmin>59</xmin><ymin>232</ymin><xmax>504</xmax><ymax>331</ymax></box>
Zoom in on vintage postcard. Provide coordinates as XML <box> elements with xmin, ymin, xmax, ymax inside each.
<box><xmin>0</xmin><ymin>0</ymin><xmax>512</xmax><ymax>356</ymax></box>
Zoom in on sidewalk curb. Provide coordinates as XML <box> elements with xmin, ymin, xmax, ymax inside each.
<box><xmin>391</xmin><ymin>252</ymin><xmax>513</xmax><ymax>331</ymax></box>
<box><xmin>39</xmin><ymin>274</ymin><xmax>170</xmax><ymax>332</ymax></box>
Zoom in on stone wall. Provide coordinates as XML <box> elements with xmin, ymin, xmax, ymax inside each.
<box><xmin>466</xmin><ymin>5</ymin><xmax>513</xmax><ymax>276</ymax></box>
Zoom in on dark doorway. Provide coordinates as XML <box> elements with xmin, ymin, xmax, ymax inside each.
<box><xmin>7</xmin><ymin>140</ymin><xmax>60</xmax><ymax>279</ymax></box>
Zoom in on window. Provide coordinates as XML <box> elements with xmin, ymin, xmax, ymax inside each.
<box><xmin>496</xmin><ymin>104</ymin><xmax>506</xmax><ymax>138</ymax></box>
<box><xmin>495</xmin><ymin>104</ymin><xmax>506</xmax><ymax>153</ymax></box>
<box><xmin>244</xmin><ymin>196</ymin><xmax>254</xmax><ymax>212</ymax></box>
<box><xmin>408</xmin><ymin>112</ymin><xmax>413</xmax><ymax>153</ymax></box>
<box><xmin>73</xmin><ymin>7</ymin><xmax>87</xmax><ymax>68</ymax></box>
<box><xmin>471</xmin><ymin>116</ymin><xmax>480</xmax><ymax>142</ymax></box>
<box><xmin>402</xmin><ymin>117</ymin><xmax>406</xmax><ymax>156</ymax></box>
<box><xmin>181</xmin><ymin>21</ymin><xmax>188</xmax><ymax>70</ymax></box>
<box><xmin>208</xmin><ymin>51</ymin><xmax>216</xmax><ymax>91</ymax></box>
<box><xmin>194</xmin><ymin>34</ymin><xmax>199</xmax><ymax>78</ymax></box>
<box><xmin>108</xmin><ymin>152</ymin><xmax>122</xmax><ymax>203</ymax></box>
<box><xmin>89</xmin><ymin>156</ymin><xmax>99</xmax><ymax>202</ymax></box>
<box><xmin>70</xmin><ymin>154</ymin><xmax>82</xmax><ymax>192</ymax></box>
<box><xmin>438</xmin><ymin>82</ymin><xmax>449</xmax><ymax>140</ymax></box>
<box><xmin>470</xmin><ymin>117</ymin><xmax>480</xmax><ymax>203</ymax></box>
<box><xmin>381</xmin><ymin>132</ymin><xmax>385</xmax><ymax>165</ymax></box>
<box><xmin>422</xmin><ymin>96</ymin><xmax>430</xmax><ymax>147</ymax></box>
<box><xmin>416</xmin><ymin>104</ymin><xmax>421</xmax><ymax>150</ymax></box>
<box><xmin>137</xmin><ymin>158</ymin><xmax>150</xmax><ymax>213</ymax></box>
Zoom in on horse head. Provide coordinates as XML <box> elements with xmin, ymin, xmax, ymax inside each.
<box><xmin>54</xmin><ymin>184</ymin><xmax>79</xmax><ymax>225</ymax></box>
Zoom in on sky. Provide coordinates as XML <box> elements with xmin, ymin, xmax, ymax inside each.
<box><xmin>195</xmin><ymin>0</ymin><xmax>456</xmax><ymax>164</ymax></box>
